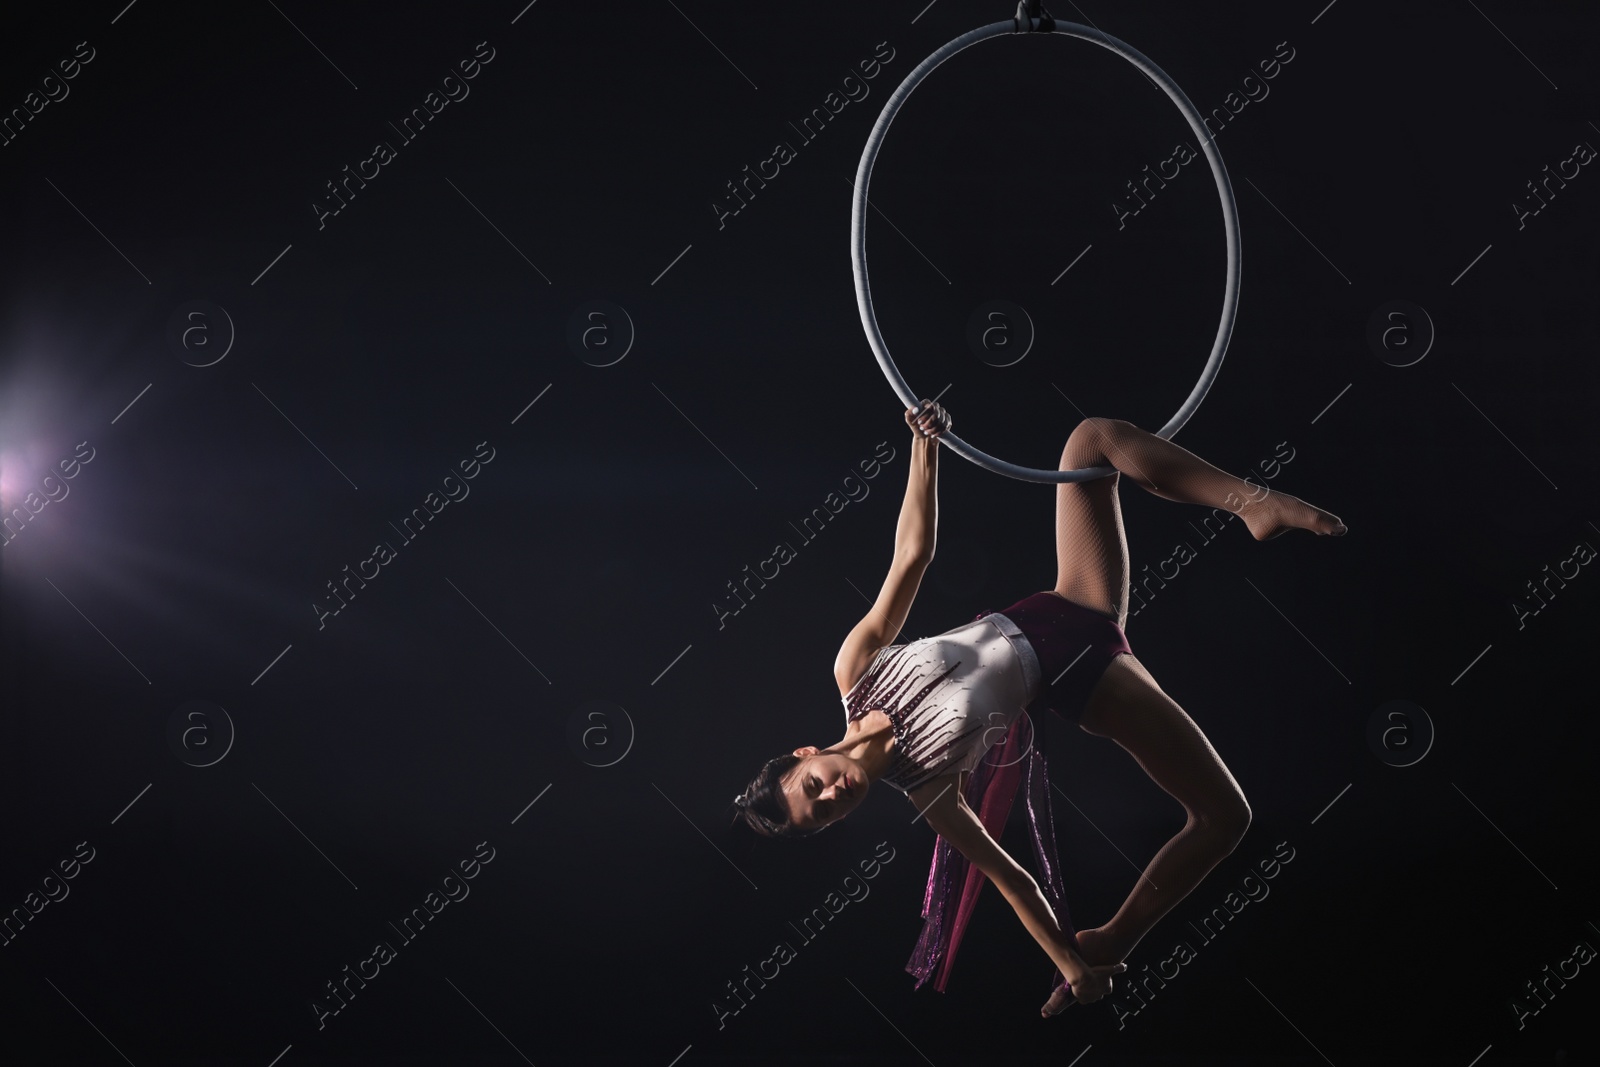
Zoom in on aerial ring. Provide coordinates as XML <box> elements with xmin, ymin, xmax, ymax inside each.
<box><xmin>851</xmin><ymin>18</ymin><xmax>1241</xmax><ymax>482</ymax></box>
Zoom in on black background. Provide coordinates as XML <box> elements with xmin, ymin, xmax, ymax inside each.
<box><xmin>2</xmin><ymin>1</ymin><xmax>1597</xmax><ymax>1064</ymax></box>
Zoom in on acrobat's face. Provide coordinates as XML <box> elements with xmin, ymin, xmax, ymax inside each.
<box><xmin>782</xmin><ymin>747</ymin><xmax>869</xmax><ymax>831</ymax></box>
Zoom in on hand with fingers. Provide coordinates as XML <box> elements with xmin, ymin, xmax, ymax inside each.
<box><xmin>905</xmin><ymin>399</ymin><xmax>952</xmax><ymax>440</ymax></box>
<box><xmin>1042</xmin><ymin>962</ymin><xmax>1127</xmax><ymax>1016</ymax></box>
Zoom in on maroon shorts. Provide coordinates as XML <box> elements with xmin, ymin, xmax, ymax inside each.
<box><xmin>975</xmin><ymin>591</ymin><xmax>1132</xmax><ymax>723</ymax></box>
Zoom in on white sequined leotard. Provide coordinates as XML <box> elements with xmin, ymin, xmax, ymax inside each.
<box><xmin>841</xmin><ymin>613</ymin><xmax>1042</xmax><ymax>793</ymax></box>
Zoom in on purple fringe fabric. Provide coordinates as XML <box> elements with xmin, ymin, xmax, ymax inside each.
<box><xmin>905</xmin><ymin>711</ymin><xmax>1076</xmax><ymax>993</ymax></box>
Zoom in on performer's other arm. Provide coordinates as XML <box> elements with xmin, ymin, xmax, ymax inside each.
<box><xmin>833</xmin><ymin>402</ymin><xmax>947</xmax><ymax>692</ymax></box>
<box><xmin>914</xmin><ymin>775</ymin><xmax>1122</xmax><ymax>1001</ymax></box>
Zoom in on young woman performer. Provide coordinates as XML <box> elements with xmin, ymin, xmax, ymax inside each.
<box><xmin>732</xmin><ymin>401</ymin><xmax>1345</xmax><ymax>1011</ymax></box>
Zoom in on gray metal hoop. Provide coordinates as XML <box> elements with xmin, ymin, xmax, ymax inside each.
<box><xmin>851</xmin><ymin>18</ymin><xmax>1242</xmax><ymax>482</ymax></box>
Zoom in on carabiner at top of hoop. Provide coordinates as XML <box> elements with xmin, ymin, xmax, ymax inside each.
<box><xmin>1013</xmin><ymin>1</ymin><xmax>1056</xmax><ymax>33</ymax></box>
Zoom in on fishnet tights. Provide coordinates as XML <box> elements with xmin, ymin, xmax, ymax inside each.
<box><xmin>1054</xmin><ymin>417</ymin><xmax>1278</xmax><ymax>625</ymax></box>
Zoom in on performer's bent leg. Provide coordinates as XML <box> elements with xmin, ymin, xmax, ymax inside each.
<box><xmin>1043</xmin><ymin>418</ymin><xmax>1334</xmax><ymax>1013</ymax></box>
<box><xmin>1052</xmin><ymin>425</ymin><xmax>1130</xmax><ymax>621</ymax></box>
<box><xmin>1058</xmin><ymin>418</ymin><xmax>1344</xmax><ymax>558</ymax></box>
<box><xmin>1074</xmin><ymin>654</ymin><xmax>1251</xmax><ymax>962</ymax></box>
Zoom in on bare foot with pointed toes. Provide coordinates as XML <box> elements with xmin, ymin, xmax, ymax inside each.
<box><xmin>1238</xmin><ymin>489</ymin><xmax>1347</xmax><ymax>541</ymax></box>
